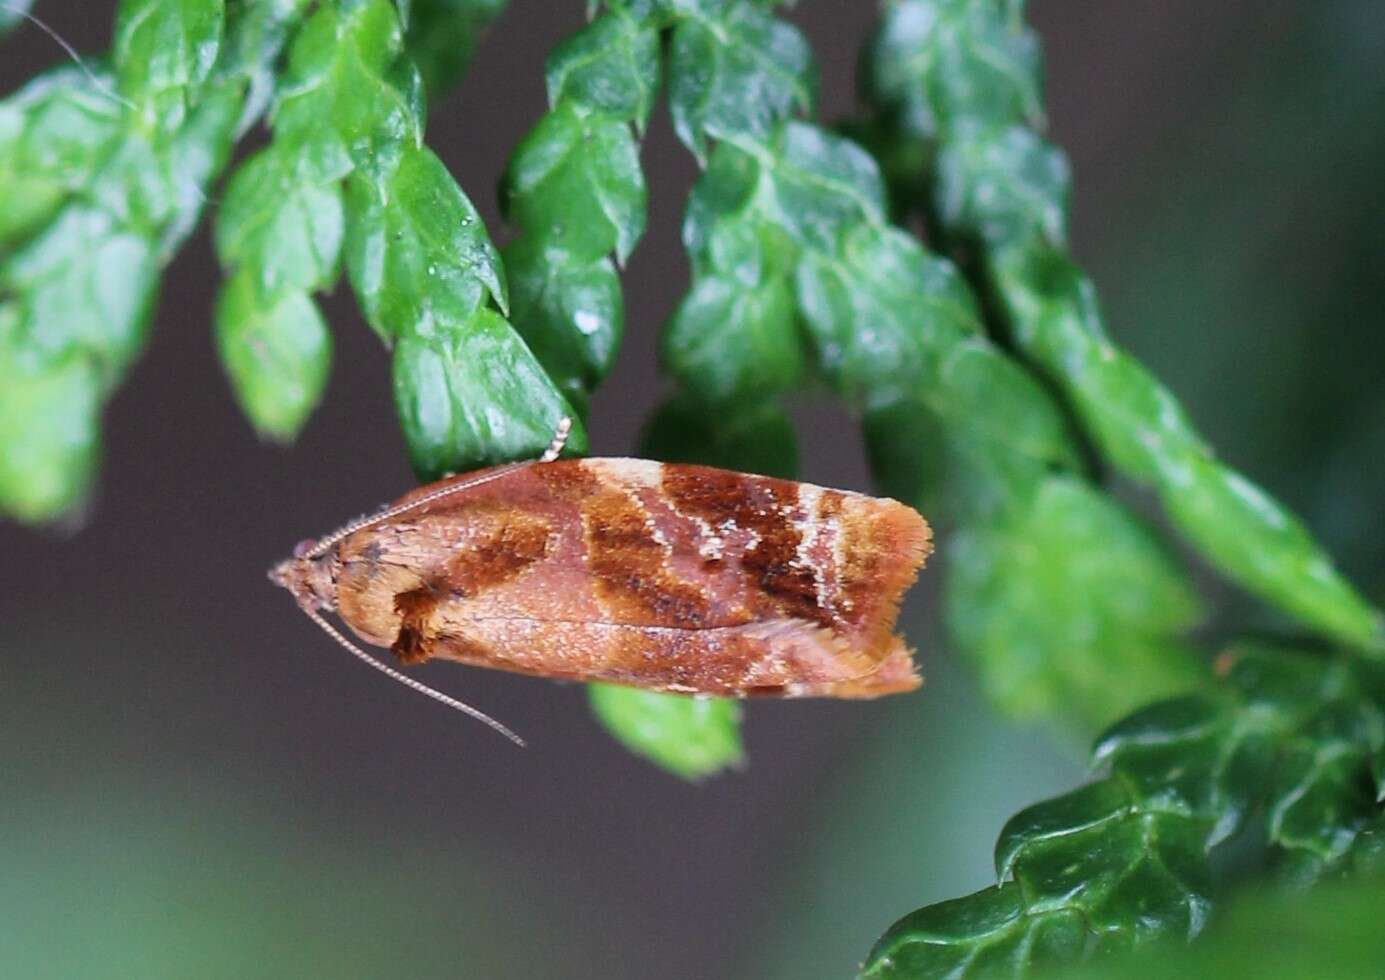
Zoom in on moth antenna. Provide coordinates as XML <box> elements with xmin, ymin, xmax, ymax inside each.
<box><xmin>297</xmin><ymin>601</ymin><xmax>526</xmax><ymax>747</ymax></box>
<box><xmin>1</xmin><ymin>5</ymin><xmax>138</xmax><ymax>112</ymax></box>
<box><xmin>303</xmin><ymin>462</ymin><xmax>526</xmax><ymax>559</ymax></box>
<box><xmin>540</xmin><ymin>416</ymin><xmax>573</xmax><ymax>463</ymax></box>
<box><xmin>303</xmin><ymin>415</ymin><xmax>573</xmax><ymax>559</ymax></box>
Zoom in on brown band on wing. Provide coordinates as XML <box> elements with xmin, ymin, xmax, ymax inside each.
<box><xmin>660</xmin><ymin>466</ymin><xmax>828</xmax><ymax>626</ymax></box>
<box><xmin>442</xmin><ymin>511</ymin><xmax>552</xmax><ymax>596</ymax></box>
<box><xmin>581</xmin><ymin>481</ymin><xmax>717</xmax><ymax>628</ymax></box>
<box><xmin>392</xmin><ymin>586</ymin><xmax>439</xmax><ymax>664</ymax></box>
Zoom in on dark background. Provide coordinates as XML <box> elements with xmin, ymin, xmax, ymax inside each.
<box><xmin>3</xmin><ymin>2</ymin><xmax>1382</xmax><ymax>977</ymax></box>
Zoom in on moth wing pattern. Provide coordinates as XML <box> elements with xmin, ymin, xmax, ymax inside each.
<box><xmin>329</xmin><ymin>458</ymin><xmax>932</xmax><ymax>698</ymax></box>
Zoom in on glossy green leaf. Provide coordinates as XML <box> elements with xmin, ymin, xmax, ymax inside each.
<box><xmin>0</xmin><ymin>72</ymin><xmax>124</xmax><ymax>247</ymax></box>
<box><xmin>926</xmin><ymin>340</ymin><xmax>1083</xmax><ymax>505</ymax></box>
<box><xmin>501</xmin><ymin>1</ymin><xmax>660</xmax><ymax>429</ymax></box>
<box><xmin>0</xmin><ymin>312</ymin><xmax>100</xmax><ymax>523</ymax></box>
<box><xmin>588</xmin><ymin>685</ymin><xmax>744</xmax><ymax>780</ymax></box>
<box><xmin>215</xmin><ymin>144</ymin><xmax>344</xmax><ymax>295</ymax></box>
<box><xmin>666</xmin><ymin>1</ymin><xmax>813</xmax><ymax>160</ymax></box>
<box><xmin>273</xmin><ymin>0</ymin><xmax>420</xmax><ymax>183</ymax></box>
<box><xmin>662</xmin><ymin>273</ymin><xmax>803</xmax><ymax>404</ymax></box>
<box><xmin>2</xmin><ymin>204</ymin><xmax>159</xmax><ymax>385</ymax></box>
<box><xmin>215</xmin><ymin>269</ymin><xmax>331</xmax><ymax>442</ymax></box>
<box><xmin>945</xmin><ymin>476</ymin><xmax>1206</xmax><ymax>730</ymax></box>
<box><xmin>857</xmin><ymin>0</ymin><xmax>1385</xmax><ymax>655</ymax></box>
<box><xmin>934</xmin><ymin>121</ymin><xmax>1068</xmax><ymax>250</ymax></box>
<box><xmin>770</xmin><ymin>122</ymin><xmax>887</xmax><ymax>250</ymax></box>
<box><xmin>1043</xmin><ymin>879</ymin><xmax>1385</xmax><ymax>980</ymax></box>
<box><xmin>863</xmin><ymin>644</ymin><xmax>1385</xmax><ymax>979</ymax></box>
<box><xmin>545</xmin><ymin>7</ymin><xmax>660</xmax><ymax>126</ymax></box>
<box><xmin>391</xmin><ymin>308</ymin><xmax>586</xmax><ymax>480</ymax></box>
<box><xmin>992</xmin><ymin>244</ymin><xmax>1385</xmax><ymax>652</ymax></box>
<box><xmin>684</xmin><ymin>124</ymin><xmax>888</xmax><ymax>265</ymax></box>
<box><xmin>641</xmin><ymin>394</ymin><xmax>798</xmax><ymax>480</ymax></box>
<box><xmin>863</xmin><ymin>0</ymin><xmax>1043</xmax><ymax>150</ymax></box>
<box><xmin>501</xmin><ymin>236</ymin><xmax>622</xmax><ymax>406</ymax></box>
<box><xmin>113</xmin><ymin>0</ymin><xmax>225</xmax><ymax>127</ymax></box>
<box><xmin>345</xmin><ymin>144</ymin><xmax>506</xmax><ymax>341</ymax></box>
<box><xmin>864</xmin><ymin>882</ymin><xmax>1085</xmax><ymax>980</ymax></box>
<box><xmin>1</xmin><ymin>0</ymin><xmax>311</xmax><ymax>522</ymax></box>
<box><xmin>795</xmin><ymin>223</ymin><xmax>971</xmax><ymax>397</ymax></box>
<box><xmin>681</xmin><ymin>141</ymin><xmax>768</xmax><ymax>275</ymax></box>
<box><xmin>502</xmin><ymin>103</ymin><xmax>645</xmax><ymax>264</ymax></box>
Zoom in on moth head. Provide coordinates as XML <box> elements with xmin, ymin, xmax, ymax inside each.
<box><xmin>268</xmin><ymin>545</ymin><xmax>338</xmax><ymax>612</ymax></box>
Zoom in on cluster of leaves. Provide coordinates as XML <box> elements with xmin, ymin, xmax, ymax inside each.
<box><xmin>0</xmin><ymin>0</ymin><xmax>571</xmax><ymax>524</ymax></box>
<box><xmin>6</xmin><ymin>14</ymin><xmax>1382</xmax><ymax>964</ymax></box>
<box><xmin>858</xmin><ymin>0</ymin><xmax>1384</xmax><ymax>654</ymax></box>
<box><xmin>851</xmin><ymin>1</ymin><xmax>1385</xmax><ymax>975</ymax></box>
<box><xmin>509</xmin><ymin>0</ymin><xmax>1193</xmax><ymax>766</ymax></box>
<box><xmin>641</xmin><ymin>0</ymin><xmax>1210</xmax><ymax>759</ymax></box>
<box><xmin>213</xmin><ymin>0</ymin><xmax>586</xmax><ymax>479</ymax></box>
<box><xmin>0</xmin><ymin>0</ymin><xmax>307</xmax><ymax>520</ymax></box>
<box><xmin>862</xmin><ymin>642</ymin><xmax>1385</xmax><ymax>978</ymax></box>
<box><xmin>1050</xmin><ymin>873</ymin><xmax>1385</xmax><ymax>980</ymax></box>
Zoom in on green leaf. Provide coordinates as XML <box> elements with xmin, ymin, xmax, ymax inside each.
<box><xmin>215</xmin><ymin>269</ymin><xmax>331</xmax><ymax>441</ymax></box>
<box><xmin>345</xmin><ymin>144</ymin><xmax>506</xmax><ymax>341</ymax></box>
<box><xmin>929</xmin><ymin>341</ymin><xmax>1083</xmax><ymax>501</ymax></box>
<box><xmin>796</xmin><ymin>223</ymin><xmax>974</xmax><ymax>398</ymax></box>
<box><xmin>404</xmin><ymin>0</ymin><xmax>507</xmax><ymax>98</ymax></box>
<box><xmin>501</xmin><ymin>236</ymin><xmax>622</xmax><ymax>406</ymax></box>
<box><xmin>683</xmin><ymin>125</ymin><xmax>888</xmax><ymax>267</ymax></box>
<box><xmin>215</xmin><ymin>144</ymin><xmax>344</xmax><ymax>295</ymax></box>
<box><xmin>641</xmin><ymin>393</ymin><xmax>797</xmax><ymax>480</ymax></box>
<box><xmin>770</xmin><ymin>121</ymin><xmax>888</xmax><ymax>250</ymax></box>
<box><xmin>863</xmin><ymin>0</ymin><xmax>1043</xmax><ymax>149</ymax></box>
<box><xmin>857</xmin><ymin>0</ymin><xmax>1385</xmax><ymax>655</ymax></box>
<box><xmin>0</xmin><ymin>314</ymin><xmax>100</xmax><ymax>524</ymax></box>
<box><xmin>588</xmin><ymin>685</ymin><xmax>744</xmax><ymax>780</ymax></box>
<box><xmin>945</xmin><ymin>476</ymin><xmax>1206</xmax><ymax>731</ymax></box>
<box><xmin>863</xmin><ymin>644</ymin><xmax>1385</xmax><ymax>979</ymax></box>
<box><xmin>1</xmin><ymin>0</ymin><xmax>309</xmax><ymax>524</ymax></box>
<box><xmin>113</xmin><ymin>0</ymin><xmax>225</xmax><ymax>126</ymax></box>
<box><xmin>0</xmin><ymin>72</ymin><xmax>124</xmax><ymax>247</ymax></box>
<box><xmin>273</xmin><ymin>0</ymin><xmax>420</xmax><ymax>182</ymax></box>
<box><xmin>1041</xmin><ymin>878</ymin><xmax>1385</xmax><ymax>980</ymax></box>
<box><xmin>501</xmin><ymin>102</ymin><xmax>645</xmax><ymax>264</ymax></box>
<box><xmin>666</xmin><ymin>1</ymin><xmax>813</xmax><ymax>160</ymax></box>
<box><xmin>2</xmin><ymin>204</ymin><xmax>159</xmax><ymax>385</ymax></box>
<box><xmin>498</xmin><ymin>3</ymin><xmax>659</xmax><ymax>419</ymax></box>
<box><xmin>992</xmin><ymin>243</ymin><xmax>1385</xmax><ymax>653</ymax></box>
<box><xmin>661</xmin><ymin>272</ymin><xmax>804</xmax><ymax>404</ymax></box>
<box><xmin>545</xmin><ymin>7</ymin><xmax>660</xmax><ymax>126</ymax></box>
<box><xmin>863</xmin><ymin>882</ymin><xmax>1086</xmax><ymax>980</ymax></box>
<box><xmin>391</xmin><ymin>307</ymin><xmax>586</xmax><ymax>480</ymax></box>
<box><xmin>934</xmin><ymin>122</ymin><xmax>1069</xmax><ymax>250</ymax></box>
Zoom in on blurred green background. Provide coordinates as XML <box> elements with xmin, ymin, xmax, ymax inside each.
<box><xmin>2</xmin><ymin>2</ymin><xmax>1382</xmax><ymax>977</ymax></box>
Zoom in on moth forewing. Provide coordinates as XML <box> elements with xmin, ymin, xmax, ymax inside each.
<box><xmin>272</xmin><ymin>456</ymin><xmax>932</xmax><ymax>736</ymax></box>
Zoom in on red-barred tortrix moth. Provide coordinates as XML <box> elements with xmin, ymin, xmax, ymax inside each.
<box><xmin>271</xmin><ymin>419</ymin><xmax>932</xmax><ymax>744</ymax></box>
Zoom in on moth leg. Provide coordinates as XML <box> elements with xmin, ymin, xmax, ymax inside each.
<box><xmin>539</xmin><ymin>416</ymin><xmax>572</xmax><ymax>463</ymax></box>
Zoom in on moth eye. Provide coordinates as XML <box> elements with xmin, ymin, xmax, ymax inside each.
<box><xmin>292</xmin><ymin>538</ymin><xmax>318</xmax><ymax>559</ymax></box>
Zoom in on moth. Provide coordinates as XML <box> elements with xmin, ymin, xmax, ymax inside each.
<box><xmin>271</xmin><ymin>419</ymin><xmax>932</xmax><ymax>744</ymax></box>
